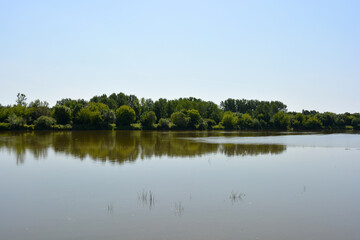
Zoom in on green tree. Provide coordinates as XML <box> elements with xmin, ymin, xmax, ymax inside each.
<box><xmin>7</xmin><ymin>113</ymin><xmax>25</xmax><ymax>129</ymax></box>
<box><xmin>304</xmin><ymin>116</ymin><xmax>323</xmax><ymax>130</ymax></box>
<box><xmin>158</xmin><ymin>118</ymin><xmax>171</xmax><ymax>130</ymax></box>
<box><xmin>187</xmin><ymin>109</ymin><xmax>201</xmax><ymax>129</ymax></box>
<box><xmin>291</xmin><ymin>113</ymin><xmax>306</xmax><ymax>130</ymax></box>
<box><xmin>16</xmin><ymin>93</ymin><xmax>27</xmax><ymax>106</ymax></box>
<box><xmin>316</xmin><ymin>112</ymin><xmax>336</xmax><ymax>129</ymax></box>
<box><xmin>76</xmin><ymin>108</ymin><xmax>103</xmax><ymax>128</ymax></box>
<box><xmin>221</xmin><ymin>111</ymin><xmax>237</xmax><ymax>129</ymax></box>
<box><xmin>171</xmin><ymin>112</ymin><xmax>188</xmax><ymax>129</ymax></box>
<box><xmin>53</xmin><ymin>106</ymin><xmax>72</xmax><ymax>125</ymax></box>
<box><xmin>271</xmin><ymin>111</ymin><xmax>290</xmax><ymax>130</ymax></box>
<box><xmin>237</xmin><ymin>113</ymin><xmax>253</xmax><ymax>130</ymax></box>
<box><xmin>204</xmin><ymin>119</ymin><xmax>216</xmax><ymax>129</ymax></box>
<box><xmin>116</xmin><ymin>105</ymin><xmax>136</xmax><ymax>126</ymax></box>
<box><xmin>140</xmin><ymin>111</ymin><xmax>157</xmax><ymax>129</ymax></box>
<box><xmin>103</xmin><ymin>109</ymin><xmax>116</xmax><ymax>125</ymax></box>
<box><xmin>154</xmin><ymin>98</ymin><xmax>168</xmax><ymax>120</ymax></box>
<box><xmin>351</xmin><ymin>118</ymin><xmax>360</xmax><ymax>130</ymax></box>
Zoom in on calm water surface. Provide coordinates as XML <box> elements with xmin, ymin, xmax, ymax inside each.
<box><xmin>0</xmin><ymin>131</ymin><xmax>359</xmax><ymax>240</ymax></box>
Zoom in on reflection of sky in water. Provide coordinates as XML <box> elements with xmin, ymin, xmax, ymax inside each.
<box><xmin>192</xmin><ymin>134</ymin><xmax>360</xmax><ymax>148</ymax></box>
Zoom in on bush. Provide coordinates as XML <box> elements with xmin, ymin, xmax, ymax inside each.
<box><xmin>140</xmin><ymin>111</ymin><xmax>157</xmax><ymax>129</ymax></box>
<box><xmin>116</xmin><ymin>105</ymin><xmax>136</xmax><ymax>126</ymax></box>
<box><xmin>34</xmin><ymin>116</ymin><xmax>56</xmax><ymax>130</ymax></box>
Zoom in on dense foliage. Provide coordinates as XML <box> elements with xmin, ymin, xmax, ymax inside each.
<box><xmin>0</xmin><ymin>93</ymin><xmax>359</xmax><ymax>131</ymax></box>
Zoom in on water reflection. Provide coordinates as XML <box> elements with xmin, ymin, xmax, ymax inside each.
<box><xmin>0</xmin><ymin>131</ymin><xmax>286</xmax><ymax>165</ymax></box>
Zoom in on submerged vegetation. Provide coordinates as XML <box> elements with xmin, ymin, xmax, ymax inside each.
<box><xmin>0</xmin><ymin>92</ymin><xmax>359</xmax><ymax>131</ymax></box>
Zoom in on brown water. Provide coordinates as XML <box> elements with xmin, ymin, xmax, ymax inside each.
<box><xmin>0</xmin><ymin>131</ymin><xmax>359</xmax><ymax>240</ymax></box>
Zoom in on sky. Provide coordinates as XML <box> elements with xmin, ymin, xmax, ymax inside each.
<box><xmin>0</xmin><ymin>0</ymin><xmax>359</xmax><ymax>113</ymax></box>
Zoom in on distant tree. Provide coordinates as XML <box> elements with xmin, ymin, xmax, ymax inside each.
<box><xmin>103</xmin><ymin>109</ymin><xmax>116</xmax><ymax>125</ymax></box>
<box><xmin>252</xmin><ymin>119</ymin><xmax>262</xmax><ymax>130</ymax></box>
<box><xmin>237</xmin><ymin>113</ymin><xmax>253</xmax><ymax>130</ymax></box>
<box><xmin>28</xmin><ymin>99</ymin><xmax>49</xmax><ymax>108</ymax></box>
<box><xmin>116</xmin><ymin>105</ymin><xmax>136</xmax><ymax>126</ymax></box>
<box><xmin>0</xmin><ymin>107</ymin><xmax>10</xmax><ymax>122</ymax></box>
<box><xmin>154</xmin><ymin>98</ymin><xmax>168</xmax><ymax>120</ymax></box>
<box><xmin>187</xmin><ymin>109</ymin><xmax>201</xmax><ymax>128</ymax></box>
<box><xmin>140</xmin><ymin>111</ymin><xmax>157</xmax><ymax>129</ymax></box>
<box><xmin>158</xmin><ymin>118</ymin><xmax>171</xmax><ymax>130</ymax></box>
<box><xmin>204</xmin><ymin>119</ymin><xmax>216</xmax><ymax>129</ymax></box>
<box><xmin>316</xmin><ymin>112</ymin><xmax>336</xmax><ymax>129</ymax></box>
<box><xmin>140</xmin><ymin>98</ymin><xmax>155</xmax><ymax>116</ymax></box>
<box><xmin>7</xmin><ymin>113</ymin><xmax>25</xmax><ymax>129</ymax></box>
<box><xmin>221</xmin><ymin>111</ymin><xmax>237</xmax><ymax>129</ymax></box>
<box><xmin>271</xmin><ymin>111</ymin><xmax>290</xmax><ymax>130</ymax></box>
<box><xmin>290</xmin><ymin>113</ymin><xmax>306</xmax><ymax>130</ymax></box>
<box><xmin>171</xmin><ymin>112</ymin><xmax>188</xmax><ymax>129</ymax></box>
<box><xmin>53</xmin><ymin>106</ymin><xmax>72</xmax><ymax>125</ymax></box>
<box><xmin>76</xmin><ymin>107</ymin><xmax>102</xmax><ymax>127</ymax></box>
<box><xmin>220</xmin><ymin>98</ymin><xmax>236</xmax><ymax>112</ymax></box>
<box><xmin>304</xmin><ymin>116</ymin><xmax>323</xmax><ymax>130</ymax></box>
<box><xmin>16</xmin><ymin>93</ymin><xmax>27</xmax><ymax>106</ymax></box>
<box><xmin>351</xmin><ymin>118</ymin><xmax>360</xmax><ymax>130</ymax></box>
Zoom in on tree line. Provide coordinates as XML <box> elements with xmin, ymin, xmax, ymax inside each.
<box><xmin>0</xmin><ymin>92</ymin><xmax>359</xmax><ymax>131</ymax></box>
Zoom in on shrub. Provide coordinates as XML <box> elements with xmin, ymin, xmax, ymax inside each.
<box><xmin>34</xmin><ymin>116</ymin><xmax>56</xmax><ymax>130</ymax></box>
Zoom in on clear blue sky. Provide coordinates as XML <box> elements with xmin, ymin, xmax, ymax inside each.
<box><xmin>1</xmin><ymin>0</ymin><xmax>359</xmax><ymax>113</ymax></box>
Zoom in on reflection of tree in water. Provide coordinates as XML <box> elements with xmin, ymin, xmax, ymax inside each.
<box><xmin>0</xmin><ymin>131</ymin><xmax>286</xmax><ymax>165</ymax></box>
<box><xmin>0</xmin><ymin>131</ymin><xmax>50</xmax><ymax>165</ymax></box>
<box><xmin>220</xmin><ymin>143</ymin><xmax>285</xmax><ymax>157</ymax></box>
